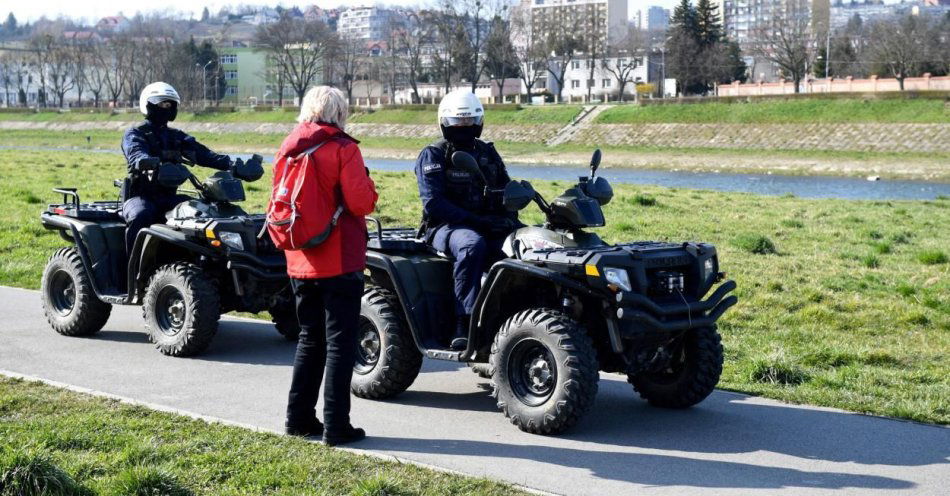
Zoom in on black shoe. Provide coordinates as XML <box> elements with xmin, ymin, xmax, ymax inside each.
<box><xmin>450</xmin><ymin>336</ymin><xmax>468</xmax><ymax>351</ymax></box>
<box><xmin>323</xmin><ymin>425</ymin><xmax>366</xmax><ymax>447</ymax></box>
<box><xmin>285</xmin><ymin>418</ymin><xmax>324</xmax><ymax>438</ymax></box>
<box><xmin>451</xmin><ymin>314</ymin><xmax>469</xmax><ymax>351</ymax></box>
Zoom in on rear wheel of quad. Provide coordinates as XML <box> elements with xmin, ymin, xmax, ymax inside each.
<box><xmin>143</xmin><ymin>263</ymin><xmax>220</xmax><ymax>357</ymax></box>
<box><xmin>490</xmin><ymin>309</ymin><xmax>598</xmax><ymax>435</ymax></box>
<box><xmin>269</xmin><ymin>287</ymin><xmax>300</xmax><ymax>341</ymax></box>
<box><xmin>627</xmin><ymin>326</ymin><xmax>723</xmax><ymax>408</ymax></box>
<box><xmin>41</xmin><ymin>247</ymin><xmax>112</xmax><ymax>336</ymax></box>
<box><xmin>468</xmin><ymin>363</ymin><xmax>492</xmax><ymax>379</ymax></box>
<box><xmin>351</xmin><ymin>286</ymin><xmax>423</xmax><ymax>399</ymax></box>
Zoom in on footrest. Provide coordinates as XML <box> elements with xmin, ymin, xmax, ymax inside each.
<box><xmin>426</xmin><ymin>350</ymin><xmax>462</xmax><ymax>361</ymax></box>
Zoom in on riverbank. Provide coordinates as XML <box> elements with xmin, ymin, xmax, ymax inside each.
<box><xmin>2</xmin><ymin>149</ymin><xmax>947</xmax><ymax>425</ymax></box>
<box><xmin>3</xmin><ymin>126</ymin><xmax>949</xmax><ymax>181</ymax></box>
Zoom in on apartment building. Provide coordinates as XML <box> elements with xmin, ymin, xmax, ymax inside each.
<box><xmin>718</xmin><ymin>0</ymin><xmax>831</xmax><ymax>43</ymax></box>
<box><xmin>529</xmin><ymin>0</ymin><xmax>629</xmax><ymax>48</ymax></box>
<box><xmin>337</xmin><ymin>6</ymin><xmax>402</xmax><ymax>41</ymax></box>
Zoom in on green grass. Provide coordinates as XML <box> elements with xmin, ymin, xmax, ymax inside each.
<box><xmin>596</xmin><ymin>98</ymin><xmax>950</xmax><ymax>124</ymax></box>
<box><xmin>4</xmin><ymin>128</ymin><xmax>948</xmax><ymax>181</ymax></box>
<box><xmin>1</xmin><ymin>149</ymin><xmax>948</xmax><ymax>424</ymax></box>
<box><xmin>0</xmin><ymin>378</ymin><xmax>524</xmax><ymax>495</ymax></box>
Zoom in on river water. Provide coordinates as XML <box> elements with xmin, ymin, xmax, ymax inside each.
<box><xmin>5</xmin><ymin>145</ymin><xmax>948</xmax><ymax>201</ymax></box>
<box><xmin>365</xmin><ymin>158</ymin><xmax>950</xmax><ymax>201</ymax></box>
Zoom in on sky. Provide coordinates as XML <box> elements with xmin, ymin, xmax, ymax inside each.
<box><xmin>5</xmin><ymin>0</ymin><xmax>685</xmax><ymax>25</ymax></box>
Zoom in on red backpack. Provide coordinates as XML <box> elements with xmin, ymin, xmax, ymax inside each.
<box><xmin>264</xmin><ymin>141</ymin><xmax>344</xmax><ymax>251</ymax></box>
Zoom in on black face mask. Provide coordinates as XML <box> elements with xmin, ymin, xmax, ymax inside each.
<box><xmin>441</xmin><ymin>124</ymin><xmax>482</xmax><ymax>150</ymax></box>
<box><xmin>146</xmin><ymin>102</ymin><xmax>178</xmax><ymax>127</ymax></box>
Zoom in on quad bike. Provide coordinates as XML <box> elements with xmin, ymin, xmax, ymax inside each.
<box><xmin>39</xmin><ymin>155</ymin><xmax>299</xmax><ymax>357</ymax></box>
<box><xmin>355</xmin><ymin>150</ymin><xmax>737</xmax><ymax>434</ymax></box>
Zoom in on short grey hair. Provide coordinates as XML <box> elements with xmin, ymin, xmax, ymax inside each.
<box><xmin>297</xmin><ymin>86</ymin><xmax>349</xmax><ymax>129</ymax></box>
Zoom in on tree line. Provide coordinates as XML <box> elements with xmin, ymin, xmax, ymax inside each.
<box><xmin>0</xmin><ymin>18</ymin><xmax>227</xmax><ymax>108</ymax></box>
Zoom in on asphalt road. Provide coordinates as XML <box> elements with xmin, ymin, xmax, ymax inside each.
<box><xmin>1</xmin><ymin>286</ymin><xmax>947</xmax><ymax>495</ymax></box>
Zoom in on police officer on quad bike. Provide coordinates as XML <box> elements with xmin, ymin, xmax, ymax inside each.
<box><xmin>414</xmin><ymin>90</ymin><xmax>520</xmax><ymax>351</ymax></box>
<box><xmin>120</xmin><ymin>81</ymin><xmax>261</xmax><ymax>255</ymax></box>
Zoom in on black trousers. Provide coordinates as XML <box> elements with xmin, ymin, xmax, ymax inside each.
<box><xmin>122</xmin><ymin>194</ymin><xmax>189</xmax><ymax>256</ymax></box>
<box><xmin>286</xmin><ymin>272</ymin><xmax>364</xmax><ymax>432</ymax></box>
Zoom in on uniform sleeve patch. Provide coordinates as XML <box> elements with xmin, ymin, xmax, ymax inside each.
<box><xmin>422</xmin><ymin>162</ymin><xmax>442</xmax><ymax>174</ymax></box>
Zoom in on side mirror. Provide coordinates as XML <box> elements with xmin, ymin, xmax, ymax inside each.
<box><xmin>451</xmin><ymin>151</ymin><xmax>487</xmax><ymax>183</ymax></box>
<box><xmin>586</xmin><ymin>176</ymin><xmax>613</xmax><ymax>206</ymax></box>
<box><xmin>503</xmin><ymin>180</ymin><xmax>535</xmax><ymax>212</ymax></box>
<box><xmin>589</xmin><ymin>149</ymin><xmax>602</xmax><ymax>179</ymax></box>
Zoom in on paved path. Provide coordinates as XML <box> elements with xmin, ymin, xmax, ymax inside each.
<box><xmin>1</xmin><ymin>286</ymin><xmax>947</xmax><ymax>495</ymax></box>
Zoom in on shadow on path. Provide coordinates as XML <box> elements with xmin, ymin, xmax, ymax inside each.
<box><xmin>360</xmin><ymin>436</ymin><xmax>915</xmax><ymax>491</ymax></box>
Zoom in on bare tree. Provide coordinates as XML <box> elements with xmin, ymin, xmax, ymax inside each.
<box><xmin>47</xmin><ymin>40</ymin><xmax>75</xmax><ymax>107</ymax></box>
<box><xmin>868</xmin><ymin>15</ymin><xmax>932</xmax><ymax>90</ymax></box>
<box><xmin>66</xmin><ymin>35</ymin><xmax>90</xmax><ymax>107</ymax></box>
<box><xmin>255</xmin><ymin>13</ymin><xmax>334</xmax><ymax>103</ymax></box>
<box><xmin>29</xmin><ymin>34</ymin><xmax>55</xmax><ymax>107</ymax></box>
<box><xmin>333</xmin><ymin>34</ymin><xmax>366</xmax><ymax>104</ymax></box>
<box><xmin>581</xmin><ymin>2</ymin><xmax>607</xmax><ymax>102</ymax></box>
<box><xmin>397</xmin><ymin>11</ymin><xmax>437</xmax><ymax>103</ymax></box>
<box><xmin>85</xmin><ymin>43</ymin><xmax>109</xmax><ymax>107</ymax></box>
<box><xmin>754</xmin><ymin>14</ymin><xmax>813</xmax><ymax>93</ymax></box>
<box><xmin>510</xmin><ymin>5</ymin><xmax>548</xmax><ymax>102</ymax></box>
<box><xmin>543</xmin><ymin>13</ymin><xmax>583</xmax><ymax>102</ymax></box>
<box><xmin>484</xmin><ymin>11</ymin><xmax>516</xmax><ymax>103</ymax></box>
<box><xmin>602</xmin><ymin>27</ymin><xmax>646</xmax><ymax>102</ymax></box>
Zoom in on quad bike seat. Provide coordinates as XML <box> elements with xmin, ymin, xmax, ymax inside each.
<box><xmin>366</xmin><ymin>219</ymin><xmax>429</xmax><ymax>253</ymax></box>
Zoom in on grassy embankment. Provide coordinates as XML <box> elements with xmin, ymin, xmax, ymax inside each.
<box><xmin>594</xmin><ymin>98</ymin><xmax>950</xmax><ymax>124</ymax></box>
<box><xmin>0</xmin><ymin>377</ymin><xmax>523</xmax><ymax>495</ymax></box>
<box><xmin>1</xmin><ymin>149</ymin><xmax>948</xmax><ymax>426</ymax></box>
<box><xmin>2</xmin><ymin>99</ymin><xmax>948</xmax><ymax>179</ymax></box>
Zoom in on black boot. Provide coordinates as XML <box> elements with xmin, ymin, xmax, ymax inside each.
<box><xmin>323</xmin><ymin>425</ymin><xmax>366</xmax><ymax>446</ymax></box>
<box><xmin>285</xmin><ymin>417</ymin><xmax>324</xmax><ymax>438</ymax></box>
<box><xmin>451</xmin><ymin>315</ymin><xmax>469</xmax><ymax>351</ymax></box>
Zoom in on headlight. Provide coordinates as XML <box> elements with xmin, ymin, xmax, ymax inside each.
<box><xmin>218</xmin><ymin>231</ymin><xmax>244</xmax><ymax>251</ymax></box>
<box><xmin>603</xmin><ymin>267</ymin><xmax>632</xmax><ymax>292</ymax></box>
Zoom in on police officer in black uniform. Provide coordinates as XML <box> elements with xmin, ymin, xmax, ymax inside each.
<box><xmin>121</xmin><ymin>82</ymin><xmax>247</xmax><ymax>256</ymax></box>
<box><xmin>414</xmin><ymin>90</ymin><xmax>519</xmax><ymax>351</ymax></box>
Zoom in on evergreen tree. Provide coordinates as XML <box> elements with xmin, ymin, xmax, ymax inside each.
<box><xmin>3</xmin><ymin>13</ymin><xmax>16</xmax><ymax>33</ymax></box>
<box><xmin>200</xmin><ymin>7</ymin><xmax>210</xmax><ymax>22</ymax></box>
<box><xmin>695</xmin><ymin>0</ymin><xmax>722</xmax><ymax>48</ymax></box>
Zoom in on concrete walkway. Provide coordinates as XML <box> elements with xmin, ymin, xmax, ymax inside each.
<box><xmin>1</xmin><ymin>286</ymin><xmax>947</xmax><ymax>495</ymax></box>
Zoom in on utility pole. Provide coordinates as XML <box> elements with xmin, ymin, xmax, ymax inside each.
<box><xmin>825</xmin><ymin>30</ymin><xmax>831</xmax><ymax>79</ymax></box>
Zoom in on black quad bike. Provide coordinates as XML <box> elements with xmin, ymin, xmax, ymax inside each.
<box><xmin>355</xmin><ymin>150</ymin><xmax>737</xmax><ymax>434</ymax></box>
<box><xmin>39</xmin><ymin>156</ymin><xmax>299</xmax><ymax>357</ymax></box>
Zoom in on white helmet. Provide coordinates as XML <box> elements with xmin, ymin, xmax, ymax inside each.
<box><xmin>438</xmin><ymin>90</ymin><xmax>484</xmax><ymax>128</ymax></box>
<box><xmin>139</xmin><ymin>81</ymin><xmax>181</xmax><ymax>115</ymax></box>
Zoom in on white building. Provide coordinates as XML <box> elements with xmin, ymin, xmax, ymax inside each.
<box><xmin>338</xmin><ymin>6</ymin><xmax>402</xmax><ymax>40</ymax></box>
<box><xmin>540</xmin><ymin>54</ymin><xmax>652</xmax><ymax>101</ymax></box>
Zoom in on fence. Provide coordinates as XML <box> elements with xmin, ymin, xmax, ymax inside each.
<box><xmin>717</xmin><ymin>74</ymin><xmax>950</xmax><ymax>97</ymax></box>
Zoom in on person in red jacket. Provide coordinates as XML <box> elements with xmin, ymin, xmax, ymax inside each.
<box><xmin>278</xmin><ymin>86</ymin><xmax>378</xmax><ymax>446</ymax></box>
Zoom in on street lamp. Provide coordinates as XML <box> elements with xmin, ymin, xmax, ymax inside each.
<box><xmin>200</xmin><ymin>60</ymin><xmax>213</xmax><ymax>108</ymax></box>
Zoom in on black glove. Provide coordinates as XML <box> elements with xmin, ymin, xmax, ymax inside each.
<box><xmin>231</xmin><ymin>155</ymin><xmax>264</xmax><ymax>182</ymax></box>
<box><xmin>136</xmin><ymin>157</ymin><xmax>160</xmax><ymax>172</ymax></box>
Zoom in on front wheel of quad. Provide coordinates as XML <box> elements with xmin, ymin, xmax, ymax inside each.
<box><xmin>143</xmin><ymin>263</ymin><xmax>220</xmax><ymax>357</ymax></box>
<box><xmin>41</xmin><ymin>247</ymin><xmax>112</xmax><ymax>336</ymax></box>
<box><xmin>351</xmin><ymin>286</ymin><xmax>423</xmax><ymax>399</ymax></box>
<box><xmin>490</xmin><ymin>309</ymin><xmax>599</xmax><ymax>435</ymax></box>
<box><xmin>269</xmin><ymin>287</ymin><xmax>300</xmax><ymax>341</ymax></box>
<box><xmin>627</xmin><ymin>326</ymin><xmax>723</xmax><ymax>408</ymax></box>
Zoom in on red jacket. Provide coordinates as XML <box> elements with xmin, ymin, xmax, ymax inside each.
<box><xmin>276</xmin><ymin>122</ymin><xmax>378</xmax><ymax>279</ymax></box>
